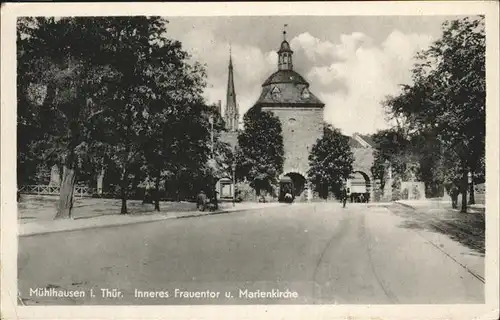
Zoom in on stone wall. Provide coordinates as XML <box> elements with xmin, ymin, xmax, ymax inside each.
<box><xmin>262</xmin><ymin>106</ymin><xmax>323</xmax><ymax>176</ymax></box>
<box><xmin>352</xmin><ymin>147</ymin><xmax>374</xmax><ymax>175</ymax></box>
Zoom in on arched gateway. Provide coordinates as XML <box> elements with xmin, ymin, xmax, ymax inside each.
<box><xmin>252</xmin><ymin>28</ymin><xmax>324</xmax><ymax>202</ymax></box>
<box><xmin>213</xmin><ymin>28</ymin><xmax>377</xmax><ymax>203</ymax></box>
<box><xmin>279</xmin><ymin>171</ymin><xmax>308</xmax><ymax>202</ymax></box>
<box><xmin>347</xmin><ymin>170</ymin><xmax>372</xmax><ymax>203</ymax></box>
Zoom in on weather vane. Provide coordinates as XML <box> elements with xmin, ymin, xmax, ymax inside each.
<box><xmin>283</xmin><ymin>24</ymin><xmax>288</xmax><ymax>41</ymax></box>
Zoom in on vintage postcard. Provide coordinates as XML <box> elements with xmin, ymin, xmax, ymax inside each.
<box><xmin>1</xmin><ymin>2</ymin><xmax>499</xmax><ymax>319</ymax></box>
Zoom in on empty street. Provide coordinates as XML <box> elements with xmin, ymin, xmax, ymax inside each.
<box><xmin>18</xmin><ymin>203</ymin><xmax>484</xmax><ymax>305</ymax></box>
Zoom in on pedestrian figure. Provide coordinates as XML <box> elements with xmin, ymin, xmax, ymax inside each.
<box><xmin>450</xmin><ymin>185</ymin><xmax>459</xmax><ymax>209</ymax></box>
<box><xmin>341</xmin><ymin>188</ymin><xmax>348</xmax><ymax>208</ymax></box>
<box><xmin>196</xmin><ymin>190</ymin><xmax>208</xmax><ymax>211</ymax></box>
<box><xmin>212</xmin><ymin>190</ymin><xmax>219</xmax><ymax>210</ymax></box>
<box><xmin>285</xmin><ymin>192</ymin><xmax>293</xmax><ymax>203</ymax></box>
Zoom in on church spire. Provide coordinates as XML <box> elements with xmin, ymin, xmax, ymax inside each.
<box><xmin>225</xmin><ymin>46</ymin><xmax>238</xmax><ymax>131</ymax></box>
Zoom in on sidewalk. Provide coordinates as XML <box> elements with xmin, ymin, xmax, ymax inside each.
<box><xmin>389</xmin><ymin>200</ymin><xmax>485</xmax><ymax>281</ymax></box>
<box><xmin>396</xmin><ymin>199</ymin><xmax>485</xmax><ymax>211</ymax></box>
<box><xmin>19</xmin><ymin>202</ymin><xmax>286</xmax><ymax>237</ymax></box>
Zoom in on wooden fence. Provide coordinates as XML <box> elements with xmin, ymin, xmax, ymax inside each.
<box><xmin>19</xmin><ymin>185</ymin><xmax>95</xmax><ymax>198</ymax></box>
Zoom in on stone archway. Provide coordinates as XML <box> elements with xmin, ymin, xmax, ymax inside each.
<box><xmin>279</xmin><ymin>171</ymin><xmax>308</xmax><ymax>202</ymax></box>
<box><xmin>348</xmin><ymin>170</ymin><xmax>372</xmax><ymax>203</ymax></box>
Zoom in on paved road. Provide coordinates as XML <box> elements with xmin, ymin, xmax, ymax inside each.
<box><xmin>18</xmin><ymin>203</ymin><xmax>484</xmax><ymax>305</ymax></box>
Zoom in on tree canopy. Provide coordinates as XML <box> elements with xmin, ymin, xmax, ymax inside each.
<box><xmin>308</xmin><ymin>126</ymin><xmax>354</xmax><ymax>199</ymax></box>
<box><xmin>236</xmin><ymin>107</ymin><xmax>284</xmax><ymax>193</ymax></box>
<box><xmin>381</xmin><ymin>16</ymin><xmax>485</xmax><ymax>212</ymax></box>
<box><xmin>17</xmin><ymin>17</ymin><xmax>214</xmax><ymax>218</ymax></box>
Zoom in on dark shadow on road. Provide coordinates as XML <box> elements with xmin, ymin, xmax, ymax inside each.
<box><xmin>389</xmin><ymin>204</ymin><xmax>485</xmax><ymax>254</ymax></box>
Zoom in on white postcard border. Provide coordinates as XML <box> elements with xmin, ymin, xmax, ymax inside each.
<box><xmin>1</xmin><ymin>2</ymin><xmax>499</xmax><ymax>319</ymax></box>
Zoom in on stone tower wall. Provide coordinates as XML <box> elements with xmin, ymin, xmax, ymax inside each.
<box><xmin>261</xmin><ymin>106</ymin><xmax>323</xmax><ymax>177</ymax></box>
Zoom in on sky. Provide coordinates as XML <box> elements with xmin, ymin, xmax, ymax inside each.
<box><xmin>164</xmin><ymin>15</ymin><xmax>462</xmax><ymax>135</ymax></box>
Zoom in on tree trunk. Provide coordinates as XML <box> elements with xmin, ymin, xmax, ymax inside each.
<box><xmin>451</xmin><ymin>193</ymin><xmax>458</xmax><ymax>209</ymax></box>
<box><xmin>55</xmin><ymin>165</ymin><xmax>77</xmax><ymax>219</ymax></box>
<box><xmin>97</xmin><ymin>168</ymin><xmax>105</xmax><ymax>196</ymax></box>
<box><xmin>460</xmin><ymin>170</ymin><xmax>468</xmax><ymax>213</ymax></box>
<box><xmin>120</xmin><ymin>169</ymin><xmax>128</xmax><ymax>214</ymax></box>
<box><xmin>154</xmin><ymin>174</ymin><xmax>160</xmax><ymax>211</ymax></box>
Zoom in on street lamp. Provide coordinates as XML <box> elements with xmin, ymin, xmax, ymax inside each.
<box><xmin>468</xmin><ymin>171</ymin><xmax>475</xmax><ymax>205</ymax></box>
<box><xmin>232</xmin><ymin>162</ymin><xmax>236</xmax><ymax>207</ymax></box>
<box><xmin>209</xmin><ymin>115</ymin><xmax>214</xmax><ymax>157</ymax></box>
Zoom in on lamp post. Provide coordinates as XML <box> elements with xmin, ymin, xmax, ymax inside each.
<box><xmin>468</xmin><ymin>171</ymin><xmax>475</xmax><ymax>205</ymax></box>
<box><xmin>209</xmin><ymin>115</ymin><xmax>214</xmax><ymax>157</ymax></box>
<box><xmin>232</xmin><ymin>162</ymin><xmax>236</xmax><ymax>207</ymax></box>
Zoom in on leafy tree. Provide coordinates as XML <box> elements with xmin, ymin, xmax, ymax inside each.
<box><xmin>18</xmin><ymin>17</ymin><xmax>208</xmax><ymax>217</ymax></box>
<box><xmin>383</xmin><ymin>16</ymin><xmax>485</xmax><ymax>212</ymax></box>
<box><xmin>17</xmin><ymin>17</ymin><xmax>121</xmax><ymax>218</ymax></box>
<box><xmin>371</xmin><ymin>129</ymin><xmax>408</xmax><ymax>197</ymax></box>
<box><xmin>236</xmin><ymin>107</ymin><xmax>284</xmax><ymax>194</ymax></box>
<box><xmin>371</xmin><ymin>129</ymin><xmax>411</xmax><ymax>187</ymax></box>
<box><xmin>105</xmin><ymin>28</ymin><xmax>208</xmax><ymax>213</ymax></box>
<box><xmin>410</xmin><ymin>132</ymin><xmax>446</xmax><ymax>197</ymax></box>
<box><xmin>308</xmin><ymin>126</ymin><xmax>354</xmax><ymax>199</ymax></box>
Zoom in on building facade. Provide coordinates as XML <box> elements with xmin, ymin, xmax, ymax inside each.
<box><xmin>251</xmin><ymin>30</ymin><xmax>325</xmax><ymax>200</ymax></box>
<box><xmin>217</xmin><ymin>30</ymin><xmax>377</xmax><ymax>202</ymax></box>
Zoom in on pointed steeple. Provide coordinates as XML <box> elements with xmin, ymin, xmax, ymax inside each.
<box><xmin>229</xmin><ymin>44</ymin><xmax>233</xmax><ymax>69</ymax></box>
<box><xmin>225</xmin><ymin>46</ymin><xmax>238</xmax><ymax>131</ymax></box>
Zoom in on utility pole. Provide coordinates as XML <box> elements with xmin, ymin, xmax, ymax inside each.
<box><xmin>232</xmin><ymin>161</ymin><xmax>236</xmax><ymax>207</ymax></box>
<box><xmin>209</xmin><ymin>115</ymin><xmax>214</xmax><ymax>157</ymax></box>
<box><xmin>468</xmin><ymin>171</ymin><xmax>475</xmax><ymax>205</ymax></box>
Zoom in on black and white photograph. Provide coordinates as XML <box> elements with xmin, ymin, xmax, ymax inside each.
<box><xmin>1</xmin><ymin>2</ymin><xmax>499</xmax><ymax>320</ymax></box>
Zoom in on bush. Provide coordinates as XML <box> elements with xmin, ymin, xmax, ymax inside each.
<box><xmin>236</xmin><ymin>182</ymin><xmax>256</xmax><ymax>202</ymax></box>
<box><xmin>391</xmin><ymin>179</ymin><xmax>402</xmax><ymax>201</ymax></box>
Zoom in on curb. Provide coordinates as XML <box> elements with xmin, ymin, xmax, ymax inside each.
<box><xmin>175</xmin><ymin>206</ymin><xmax>274</xmax><ymax>219</ymax></box>
<box><xmin>394</xmin><ymin>201</ymin><xmax>417</xmax><ymax>210</ymax></box>
<box><xmin>19</xmin><ymin>205</ymin><xmax>286</xmax><ymax>237</ymax></box>
<box><xmin>18</xmin><ymin>215</ymin><xmax>174</xmax><ymax>238</ymax></box>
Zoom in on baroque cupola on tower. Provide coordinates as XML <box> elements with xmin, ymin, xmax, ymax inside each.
<box><xmin>254</xmin><ymin>30</ymin><xmax>324</xmax><ymax>108</ymax></box>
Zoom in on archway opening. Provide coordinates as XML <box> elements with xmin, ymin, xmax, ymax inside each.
<box><xmin>348</xmin><ymin>171</ymin><xmax>371</xmax><ymax>203</ymax></box>
<box><xmin>279</xmin><ymin>172</ymin><xmax>306</xmax><ymax>202</ymax></box>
